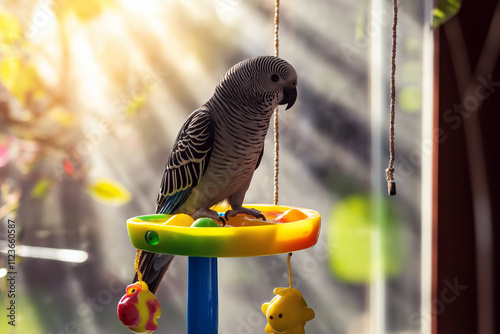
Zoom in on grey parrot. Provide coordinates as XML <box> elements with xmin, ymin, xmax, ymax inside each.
<box><xmin>135</xmin><ymin>56</ymin><xmax>298</xmax><ymax>293</ymax></box>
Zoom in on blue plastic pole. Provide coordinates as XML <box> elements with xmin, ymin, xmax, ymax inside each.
<box><xmin>187</xmin><ymin>257</ymin><xmax>218</xmax><ymax>334</ymax></box>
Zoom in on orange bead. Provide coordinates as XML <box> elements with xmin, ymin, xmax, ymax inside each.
<box><xmin>274</xmin><ymin>209</ymin><xmax>309</xmax><ymax>223</ymax></box>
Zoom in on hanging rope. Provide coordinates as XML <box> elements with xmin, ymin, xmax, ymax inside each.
<box><xmin>385</xmin><ymin>0</ymin><xmax>398</xmax><ymax>196</ymax></box>
<box><xmin>134</xmin><ymin>249</ymin><xmax>143</xmax><ymax>283</ymax></box>
<box><xmin>273</xmin><ymin>0</ymin><xmax>280</xmax><ymax>205</ymax></box>
<box><xmin>273</xmin><ymin>2</ymin><xmax>293</xmax><ymax>283</ymax></box>
<box><xmin>287</xmin><ymin>252</ymin><xmax>293</xmax><ymax>288</ymax></box>
<box><xmin>274</xmin><ymin>0</ymin><xmax>280</xmax><ymax>58</ymax></box>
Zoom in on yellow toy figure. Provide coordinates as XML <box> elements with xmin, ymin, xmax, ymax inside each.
<box><xmin>261</xmin><ymin>286</ymin><xmax>315</xmax><ymax>334</ymax></box>
<box><xmin>117</xmin><ymin>281</ymin><xmax>161</xmax><ymax>334</ymax></box>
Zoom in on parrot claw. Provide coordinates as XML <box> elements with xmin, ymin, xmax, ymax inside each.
<box><xmin>220</xmin><ymin>216</ymin><xmax>227</xmax><ymax>226</ymax></box>
<box><xmin>192</xmin><ymin>208</ymin><xmax>226</xmax><ymax>226</ymax></box>
<box><xmin>225</xmin><ymin>207</ymin><xmax>266</xmax><ymax>221</ymax></box>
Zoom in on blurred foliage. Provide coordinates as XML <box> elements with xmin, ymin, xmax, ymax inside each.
<box><xmin>433</xmin><ymin>0</ymin><xmax>462</xmax><ymax>28</ymax></box>
<box><xmin>0</xmin><ymin>180</ymin><xmax>20</xmax><ymax>218</ymax></box>
<box><xmin>30</xmin><ymin>177</ymin><xmax>52</xmax><ymax>198</ymax></box>
<box><xmin>0</xmin><ymin>292</ymin><xmax>44</xmax><ymax>334</ymax></box>
<box><xmin>0</xmin><ymin>1</ymin><xmax>149</xmax><ymax>218</ymax></box>
<box><xmin>0</xmin><ymin>56</ymin><xmax>45</xmax><ymax>104</ymax></box>
<box><xmin>0</xmin><ymin>12</ymin><xmax>22</xmax><ymax>45</ymax></box>
<box><xmin>0</xmin><ymin>140</ymin><xmax>9</xmax><ymax>167</ymax></box>
<box><xmin>55</xmin><ymin>0</ymin><xmax>117</xmax><ymax>22</ymax></box>
<box><xmin>398</xmin><ymin>85</ymin><xmax>422</xmax><ymax>113</ymax></box>
<box><xmin>327</xmin><ymin>195</ymin><xmax>403</xmax><ymax>283</ymax></box>
<box><xmin>86</xmin><ymin>178</ymin><xmax>131</xmax><ymax>205</ymax></box>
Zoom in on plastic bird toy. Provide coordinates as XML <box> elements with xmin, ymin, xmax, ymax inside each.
<box><xmin>117</xmin><ymin>281</ymin><xmax>161</xmax><ymax>334</ymax></box>
<box><xmin>123</xmin><ymin>205</ymin><xmax>320</xmax><ymax>333</ymax></box>
<box><xmin>261</xmin><ymin>287</ymin><xmax>315</xmax><ymax>334</ymax></box>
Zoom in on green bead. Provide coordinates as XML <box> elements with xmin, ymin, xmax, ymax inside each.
<box><xmin>191</xmin><ymin>218</ymin><xmax>218</xmax><ymax>227</ymax></box>
<box><xmin>145</xmin><ymin>230</ymin><xmax>159</xmax><ymax>245</ymax></box>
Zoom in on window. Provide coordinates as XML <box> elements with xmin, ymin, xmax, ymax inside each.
<box><xmin>0</xmin><ymin>1</ymin><xmax>435</xmax><ymax>333</ymax></box>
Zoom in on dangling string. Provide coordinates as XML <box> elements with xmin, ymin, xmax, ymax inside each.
<box><xmin>134</xmin><ymin>249</ymin><xmax>143</xmax><ymax>283</ymax></box>
<box><xmin>385</xmin><ymin>0</ymin><xmax>398</xmax><ymax>196</ymax></box>
<box><xmin>273</xmin><ymin>0</ymin><xmax>280</xmax><ymax>205</ymax></box>
<box><xmin>273</xmin><ymin>2</ymin><xmax>294</xmax><ymax>285</ymax></box>
<box><xmin>287</xmin><ymin>252</ymin><xmax>293</xmax><ymax>288</ymax></box>
<box><xmin>274</xmin><ymin>0</ymin><xmax>280</xmax><ymax>58</ymax></box>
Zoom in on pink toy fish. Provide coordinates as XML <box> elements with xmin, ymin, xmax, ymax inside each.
<box><xmin>118</xmin><ymin>281</ymin><xmax>161</xmax><ymax>334</ymax></box>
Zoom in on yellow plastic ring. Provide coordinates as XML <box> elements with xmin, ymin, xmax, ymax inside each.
<box><xmin>126</xmin><ymin>204</ymin><xmax>321</xmax><ymax>257</ymax></box>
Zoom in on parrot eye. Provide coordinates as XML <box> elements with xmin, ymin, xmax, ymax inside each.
<box><xmin>131</xmin><ymin>288</ymin><xmax>136</xmax><ymax>293</ymax></box>
<box><xmin>271</xmin><ymin>74</ymin><xmax>280</xmax><ymax>82</ymax></box>
<box><xmin>279</xmin><ymin>314</ymin><xmax>283</xmax><ymax>318</ymax></box>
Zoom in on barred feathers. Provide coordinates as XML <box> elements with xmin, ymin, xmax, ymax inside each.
<box><xmin>156</xmin><ymin>56</ymin><xmax>298</xmax><ymax>215</ymax></box>
<box><xmin>138</xmin><ymin>56</ymin><xmax>297</xmax><ymax>294</ymax></box>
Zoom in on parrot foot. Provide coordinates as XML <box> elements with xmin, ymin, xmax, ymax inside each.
<box><xmin>192</xmin><ymin>208</ymin><xmax>226</xmax><ymax>226</ymax></box>
<box><xmin>225</xmin><ymin>206</ymin><xmax>266</xmax><ymax>221</ymax></box>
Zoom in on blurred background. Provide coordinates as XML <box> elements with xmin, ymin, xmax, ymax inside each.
<box><xmin>0</xmin><ymin>0</ymin><xmax>441</xmax><ymax>333</ymax></box>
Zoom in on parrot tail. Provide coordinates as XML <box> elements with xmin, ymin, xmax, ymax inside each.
<box><xmin>134</xmin><ymin>251</ymin><xmax>175</xmax><ymax>294</ymax></box>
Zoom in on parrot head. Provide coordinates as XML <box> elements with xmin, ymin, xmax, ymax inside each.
<box><xmin>214</xmin><ymin>56</ymin><xmax>298</xmax><ymax>113</ymax></box>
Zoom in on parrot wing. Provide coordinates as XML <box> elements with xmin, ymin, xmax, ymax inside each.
<box><xmin>156</xmin><ymin>108</ymin><xmax>215</xmax><ymax>214</ymax></box>
<box><xmin>135</xmin><ymin>109</ymin><xmax>214</xmax><ymax>294</ymax></box>
<box><xmin>255</xmin><ymin>145</ymin><xmax>264</xmax><ymax>170</ymax></box>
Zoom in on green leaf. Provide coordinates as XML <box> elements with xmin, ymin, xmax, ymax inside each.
<box><xmin>327</xmin><ymin>195</ymin><xmax>403</xmax><ymax>283</ymax></box>
<box><xmin>398</xmin><ymin>85</ymin><xmax>422</xmax><ymax>113</ymax></box>
<box><xmin>433</xmin><ymin>0</ymin><xmax>462</xmax><ymax>28</ymax></box>
<box><xmin>31</xmin><ymin>178</ymin><xmax>52</xmax><ymax>199</ymax></box>
<box><xmin>125</xmin><ymin>82</ymin><xmax>155</xmax><ymax>116</ymax></box>
<box><xmin>125</xmin><ymin>91</ymin><xmax>147</xmax><ymax>115</ymax></box>
<box><xmin>86</xmin><ymin>178</ymin><xmax>132</xmax><ymax>205</ymax></box>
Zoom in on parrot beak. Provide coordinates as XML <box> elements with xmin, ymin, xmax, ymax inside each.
<box><xmin>281</xmin><ymin>87</ymin><xmax>297</xmax><ymax>110</ymax></box>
